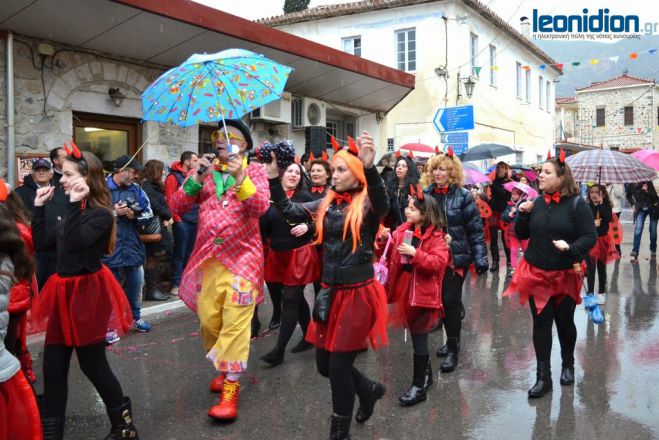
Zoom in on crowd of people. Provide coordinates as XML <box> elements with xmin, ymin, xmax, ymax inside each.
<box><xmin>0</xmin><ymin>118</ymin><xmax>656</xmax><ymax>439</ymax></box>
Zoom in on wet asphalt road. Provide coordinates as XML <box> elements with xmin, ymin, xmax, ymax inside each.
<box><xmin>29</xmin><ymin>225</ymin><xmax>659</xmax><ymax>439</ymax></box>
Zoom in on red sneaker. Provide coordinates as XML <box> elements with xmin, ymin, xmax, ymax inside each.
<box><xmin>208</xmin><ymin>380</ymin><xmax>240</xmax><ymax>421</ymax></box>
<box><xmin>209</xmin><ymin>373</ymin><xmax>225</xmax><ymax>393</ymax></box>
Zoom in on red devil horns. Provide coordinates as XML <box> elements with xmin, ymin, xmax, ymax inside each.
<box><xmin>322</xmin><ymin>151</ymin><xmax>328</xmax><ymax>161</ymax></box>
<box><xmin>71</xmin><ymin>141</ymin><xmax>82</xmax><ymax>159</ymax></box>
<box><xmin>547</xmin><ymin>150</ymin><xmax>552</xmax><ymax>160</ymax></box>
<box><xmin>559</xmin><ymin>148</ymin><xmax>566</xmax><ymax>164</ymax></box>
<box><xmin>447</xmin><ymin>146</ymin><xmax>454</xmax><ymax>158</ymax></box>
<box><xmin>330</xmin><ymin>136</ymin><xmax>341</xmax><ymax>152</ymax></box>
<box><xmin>409</xmin><ymin>184</ymin><xmax>416</xmax><ymax>197</ymax></box>
<box><xmin>395</xmin><ymin>150</ymin><xmax>402</xmax><ymax>159</ymax></box>
<box><xmin>63</xmin><ymin>143</ymin><xmax>72</xmax><ymax>156</ymax></box>
<box><xmin>309</xmin><ymin>152</ymin><xmax>315</xmax><ymax>161</ymax></box>
<box><xmin>435</xmin><ymin>146</ymin><xmax>440</xmax><ymax>155</ymax></box>
<box><xmin>0</xmin><ymin>177</ymin><xmax>7</xmax><ymax>202</ymax></box>
<box><xmin>416</xmin><ymin>184</ymin><xmax>424</xmax><ymax>201</ymax></box>
<box><xmin>294</xmin><ymin>155</ymin><xmax>301</xmax><ymax>165</ymax></box>
<box><xmin>347</xmin><ymin>136</ymin><xmax>359</xmax><ymax>156</ymax></box>
<box><xmin>407</xmin><ymin>150</ymin><xmax>414</xmax><ymax>159</ymax></box>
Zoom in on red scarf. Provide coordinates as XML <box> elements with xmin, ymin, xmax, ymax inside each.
<box><xmin>412</xmin><ymin>227</ymin><xmax>423</xmax><ymax>239</ymax></box>
<box><xmin>434</xmin><ymin>185</ymin><xmax>449</xmax><ymax>195</ymax></box>
<box><xmin>544</xmin><ymin>192</ymin><xmax>561</xmax><ymax>205</ymax></box>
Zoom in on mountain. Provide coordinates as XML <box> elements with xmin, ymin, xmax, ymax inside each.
<box><xmin>534</xmin><ymin>35</ymin><xmax>659</xmax><ymax>96</ymax></box>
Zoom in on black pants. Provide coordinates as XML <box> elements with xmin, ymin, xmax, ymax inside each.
<box><xmin>441</xmin><ymin>268</ymin><xmax>465</xmax><ymax>340</ymax></box>
<box><xmin>274</xmin><ymin>285</ymin><xmax>310</xmax><ymax>350</ymax></box>
<box><xmin>316</xmin><ymin>349</ymin><xmax>371</xmax><ymax>417</ymax></box>
<box><xmin>614</xmin><ymin>211</ymin><xmax>622</xmax><ymax>254</ymax></box>
<box><xmin>43</xmin><ymin>342</ymin><xmax>124</xmax><ymax>419</ymax></box>
<box><xmin>490</xmin><ymin>226</ymin><xmax>511</xmax><ymax>265</ymax></box>
<box><xmin>586</xmin><ymin>258</ymin><xmax>607</xmax><ymax>294</ymax></box>
<box><xmin>529</xmin><ymin>296</ymin><xmax>577</xmax><ymax>368</ymax></box>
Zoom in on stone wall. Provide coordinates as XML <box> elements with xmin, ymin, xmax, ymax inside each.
<box><xmin>576</xmin><ymin>86</ymin><xmax>656</xmax><ymax>150</ymax></box>
<box><xmin>0</xmin><ymin>34</ymin><xmax>202</xmax><ymax>180</ymax></box>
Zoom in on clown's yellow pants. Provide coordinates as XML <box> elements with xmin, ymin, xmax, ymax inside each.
<box><xmin>197</xmin><ymin>259</ymin><xmax>256</xmax><ymax>373</ymax></box>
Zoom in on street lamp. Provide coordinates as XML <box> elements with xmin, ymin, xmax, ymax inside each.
<box><xmin>456</xmin><ymin>72</ymin><xmax>476</xmax><ymax>102</ymax></box>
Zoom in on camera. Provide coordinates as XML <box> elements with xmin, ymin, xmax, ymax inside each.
<box><xmin>118</xmin><ymin>197</ymin><xmax>143</xmax><ymax>215</ymax></box>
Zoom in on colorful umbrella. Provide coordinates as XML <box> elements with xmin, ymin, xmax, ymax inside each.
<box><xmin>565</xmin><ymin>150</ymin><xmax>657</xmax><ymax>184</ymax></box>
<box><xmin>141</xmin><ymin>48</ymin><xmax>293</xmax><ymax>127</ymax></box>
<box><xmin>464</xmin><ymin>169</ymin><xmax>489</xmax><ymax>185</ymax></box>
<box><xmin>503</xmin><ymin>181</ymin><xmax>538</xmax><ymax>200</ymax></box>
<box><xmin>631</xmin><ymin>149</ymin><xmax>659</xmax><ymax>171</ymax></box>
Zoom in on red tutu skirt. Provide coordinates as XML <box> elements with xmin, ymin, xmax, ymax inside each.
<box><xmin>589</xmin><ymin>235</ymin><xmax>619</xmax><ymax>264</ymax></box>
<box><xmin>389</xmin><ymin>271</ymin><xmax>442</xmax><ymax>334</ymax></box>
<box><xmin>264</xmin><ymin>244</ymin><xmax>320</xmax><ymax>286</ymax></box>
<box><xmin>29</xmin><ymin>265</ymin><xmax>133</xmax><ymax>346</ymax></box>
<box><xmin>306</xmin><ymin>279</ymin><xmax>389</xmax><ymax>352</ymax></box>
<box><xmin>503</xmin><ymin>258</ymin><xmax>584</xmax><ymax>314</ymax></box>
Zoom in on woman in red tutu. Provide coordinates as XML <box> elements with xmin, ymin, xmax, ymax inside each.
<box><xmin>586</xmin><ymin>184</ymin><xmax>618</xmax><ymax>305</ymax></box>
<box><xmin>31</xmin><ymin>148</ymin><xmax>138</xmax><ymax>439</ymax></box>
<box><xmin>266</xmin><ymin>131</ymin><xmax>388</xmax><ymax>440</ymax></box>
<box><xmin>385</xmin><ymin>185</ymin><xmax>449</xmax><ymax>406</ymax></box>
<box><xmin>259</xmin><ymin>162</ymin><xmax>320</xmax><ymax>366</ymax></box>
<box><xmin>0</xmin><ymin>185</ymin><xmax>42</xmax><ymax>440</ymax></box>
<box><xmin>504</xmin><ymin>153</ymin><xmax>596</xmax><ymax>398</ymax></box>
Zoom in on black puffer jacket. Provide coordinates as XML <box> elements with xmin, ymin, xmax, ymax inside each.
<box><xmin>269</xmin><ymin>166</ymin><xmax>389</xmax><ymax>285</ymax></box>
<box><xmin>489</xmin><ymin>177</ymin><xmax>512</xmax><ymax>213</ymax></box>
<box><xmin>425</xmin><ymin>183</ymin><xmax>488</xmax><ymax>270</ymax></box>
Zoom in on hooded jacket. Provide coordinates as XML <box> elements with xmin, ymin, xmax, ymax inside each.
<box><xmin>165</xmin><ymin>161</ymin><xmax>199</xmax><ymax>224</ymax></box>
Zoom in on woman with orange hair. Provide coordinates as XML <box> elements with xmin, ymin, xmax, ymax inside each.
<box><xmin>266</xmin><ymin>131</ymin><xmax>389</xmax><ymax>440</ymax></box>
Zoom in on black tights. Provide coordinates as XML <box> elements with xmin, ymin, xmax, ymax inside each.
<box><xmin>529</xmin><ymin>296</ymin><xmax>577</xmax><ymax>368</ymax></box>
<box><xmin>266</xmin><ymin>282</ymin><xmax>283</xmax><ymax>323</ymax></box>
<box><xmin>274</xmin><ymin>285</ymin><xmax>310</xmax><ymax>350</ymax></box>
<box><xmin>586</xmin><ymin>258</ymin><xmax>607</xmax><ymax>294</ymax></box>
<box><xmin>411</xmin><ymin>333</ymin><xmax>429</xmax><ymax>356</ymax></box>
<box><xmin>316</xmin><ymin>349</ymin><xmax>371</xmax><ymax>417</ymax></box>
<box><xmin>43</xmin><ymin>342</ymin><xmax>124</xmax><ymax>419</ymax></box>
<box><xmin>490</xmin><ymin>227</ymin><xmax>511</xmax><ymax>264</ymax></box>
<box><xmin>441</xmin><ymin>268</ymin><xmax>465</xmax><ymax>340</ymax></box>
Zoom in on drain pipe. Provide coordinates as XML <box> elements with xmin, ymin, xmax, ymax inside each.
<box><xmin>6</xmin><ymin>31</ymin><xmax>15</xmax><ymax>185</ymax></box>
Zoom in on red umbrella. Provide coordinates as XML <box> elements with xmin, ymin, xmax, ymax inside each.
<box><xmin>399</xmin><ymin>143</ymin><xmax>434</xmax><ymax>154</ymax></box>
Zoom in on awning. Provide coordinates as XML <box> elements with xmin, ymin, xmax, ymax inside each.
<box><xmin>0</xmin><ymin>0</ymin><xmax>415</xmax><ymax>113</ymax></box>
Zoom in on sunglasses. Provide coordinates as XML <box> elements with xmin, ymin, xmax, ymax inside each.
<box><xmin>211</xmin><ymin>131</ymin><xmax>245</xmax><ymax>144</ymax></box>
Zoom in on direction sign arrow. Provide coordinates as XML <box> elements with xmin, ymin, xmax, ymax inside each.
<box><xmin>433</xmin><ymin>105</ymin><xmax>475</xmax><ymax>133</ymax></box>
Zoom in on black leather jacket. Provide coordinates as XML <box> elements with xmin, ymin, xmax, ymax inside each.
<box><xmin>269</xmin><ymin>166</ymin><xmax>389</xmax><ymax>285</ymax></box>
<box><xmin>425</xmin><ymin>183</ymin><xmax>488</xmax><ymax>270</ymax></box>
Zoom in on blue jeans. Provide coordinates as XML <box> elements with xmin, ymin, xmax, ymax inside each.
<box><xmin>110</xmin><ymin>265</ymin><xmax>144</xmax><ymax>320</ymax></box>
<box><xmin>171</xmin><ymin>221</ymin><xmax>197</xmax><ymax>286</ymax></box>
<box><xmin>632</xmin><ymin>209</ymin><xmax>657</xmax><ymax>254</ymax></box>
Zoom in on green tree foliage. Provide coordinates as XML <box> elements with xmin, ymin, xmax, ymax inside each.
<box><xmin>283</xmin><ymin>0</ymin><xmax>310</xmax><ymax>14</ymax></box>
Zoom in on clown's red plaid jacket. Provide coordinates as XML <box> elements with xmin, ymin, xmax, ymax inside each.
<box><xmin>171</xmin><ymin>163</ymin><xmax>270</xmax><ymax>311</ymax></box>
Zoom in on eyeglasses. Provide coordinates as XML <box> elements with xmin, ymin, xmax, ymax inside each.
<box><xmin>211</xmin><ymin>131</ymin><xmax>245</xmax><ymax>144</ymax></box>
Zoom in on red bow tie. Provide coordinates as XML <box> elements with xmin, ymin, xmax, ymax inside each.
<box><xmin>544</xmin><ymin>192</ymin><xmax>561</xmax><ymax>205</ymax></box>
<box><xmin>311</xmin><ymin>186</ymin><xmax>325</xmax><ymax>194</ymax></box>
<box><xmin>285</xmin><ymin>190</ymin><xmax>295</xmax><ymax>199</ymax></box>
<box><xmin>334</xmin><ymin>192</ymin><xmax>352</xmax><ymax>206</ymax></box>
<box><xmin>434</xmin><ymin>185</ymin><xmax>449</xmax><ymax>195</ymax></box>
<box><xmin>412</xmin><ymin>227</ymin><xmax>423</xmax><ymax>239</ymax></box>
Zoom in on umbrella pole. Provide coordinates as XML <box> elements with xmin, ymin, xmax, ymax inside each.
<box><xmin>598</xmin><ymin>165</ymin><xmax>601</xmax><ymax>187</ymax></box>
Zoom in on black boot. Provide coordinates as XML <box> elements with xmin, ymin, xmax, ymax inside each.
<box><xmin>560</xmin><ymin>366</ymin><xmax>575</xmax><ymax>385</ymax></box>
<box><xmin>423</xmin><ymin>356</ymin><xmax>433</xmax><ymax>390</ymax></box>
<box><xmin>528</xmin><ymin>361</ymin><xmax>553</xmax><ymax>398</ymax></box>
<box><xmin>440</xmin><ymin>337</ymin><xmax>459</xmax><ymax>372</ymax></box>
<box><xmin>436</xmin><ymin>342</ymin><xmax>448</xmax><ymax>357</ymax></box>
<box><xmin>41</xmin><ymin>417</ymin><xmax>64</xmax><ymax>440</ymax></box>
<box><xmin>399</xmin><ymin>354</ymin><xmax>429</xmax><ymax>406</ymax></box>
<box><xmin>489</xmin><ymin>260</ymin><xmax>499</xmax><ymax>272</ymax></box>
<box><xmin>260</xmin><ymin>346</ymin><xmax>284</xmax><ymax>366</ymax></box>
<box><xmin>144</xmin><ymin>268</ymin><xmax>169</xmax><ymax>301</ymax></box>
<box><xmin>329</xmin><ymin>413</ymin><xmax>351</xmax><ymax>440</ymax></box>
<box><xmin>290</xmin><ymin>338</ymin><xmax>314</xmax><ymax>353</ymax></box>
<box><xmin>105</xmin><ymin>397</ymin><xmax>139</xmax><ymax>439</ymax></box>
<box><xmin>355</xmin><ymin>380</ymin><xmax>386</xmax><ymax>424</ymax></box>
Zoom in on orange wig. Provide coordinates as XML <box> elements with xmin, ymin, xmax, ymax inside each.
<box><xmin>314</xmin><ymin>150</ymin><xmax>367</xmax><ymax>253</ymax></box>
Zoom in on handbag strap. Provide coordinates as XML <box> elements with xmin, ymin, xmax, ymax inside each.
<box><xmin>379</xmin><ymin>233</ymin><xmax>392</xmax><ymax>264</ymax></box>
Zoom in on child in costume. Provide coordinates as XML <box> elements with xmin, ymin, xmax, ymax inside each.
<box><xmin>586</xmin><ymin>184</ymin><xmax>618</xmax><ymax>305</ymax></box>
<box><xmin>31</xmin><ymin>147</ymin><xmax>137</xmax><ymax>439</ymax></box>
<box><xmin>501</xmin><ymin>187</ymin><xmax>529</xmax><ymax>276</ymax></box>
<box><xmin>385</xmin><ymin>184</ymin><xmax>449</xmax><ymax>406</ymax></box>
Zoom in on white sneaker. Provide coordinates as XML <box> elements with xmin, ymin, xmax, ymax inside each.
<box><xmin>595</xmin><ymin>293</ymin><xmax>606</xmax><ymax>305</ymax></box>
<box><xmin>170</xmin><ymin>286</ymin><xmax>179</xmax><ymax>296</ymax></box>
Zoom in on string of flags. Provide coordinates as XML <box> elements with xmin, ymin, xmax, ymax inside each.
<box><xmin>474</xmin><ymin>48</ymin><xmax>657</xmax><ymax>75</ymax></box>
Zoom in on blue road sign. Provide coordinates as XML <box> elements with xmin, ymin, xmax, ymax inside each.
<box><xmin>444</xmin><ymin>143</ymin><xmax>468</xmax><ymax>155</ymax></box>
<box><xmin>433</xmin><ymin>105</ymin><xmax>474</xmax><ymax>133</ymax></box>
<box><xmin>441</xmin><ymin>132</ymin><xmax>469</xmax><ymax>144</ymax></box>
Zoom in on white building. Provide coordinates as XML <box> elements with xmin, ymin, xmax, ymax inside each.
<box><xmin>259</xmin><ymin>0</ymin><xmax>561</xmax><ymax>165</ymax></box>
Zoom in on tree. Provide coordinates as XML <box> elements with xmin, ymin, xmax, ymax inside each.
<box><xmin>283</xmin><ymin>0</ymin><xmax>310</xmax><ymax>14</ymax></box>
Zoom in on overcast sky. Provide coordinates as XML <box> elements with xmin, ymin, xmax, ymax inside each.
<box><xmin>194</xmin><ymin>0</ymin><xmax>658</xmax><ymax>26</ymax></box>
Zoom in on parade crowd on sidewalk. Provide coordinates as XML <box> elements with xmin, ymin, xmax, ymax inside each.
<box><xmin>2</xmin><ymin>120</ymin><xmax>658</xmax><ymax>440</ymax></box>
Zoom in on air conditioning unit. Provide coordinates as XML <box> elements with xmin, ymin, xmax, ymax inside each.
<box><xmin>292</xmin><ymin>97</ymin><xmax>326</xmax><ymax>129</ymax></box>
<box><xmin>251</xmin><ymin>92</ymin><xmax>292</xmax><ymax>124</ymax></box>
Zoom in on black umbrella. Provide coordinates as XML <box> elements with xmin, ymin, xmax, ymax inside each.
<box><xmin>461</xmin><ymin>143</ymin><xmax>516</xmax><ymax>162</ymax></box>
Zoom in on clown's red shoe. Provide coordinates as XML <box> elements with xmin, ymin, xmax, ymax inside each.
<box><xmin>208</xmin><ymin>380</ymin><xmax>240</xmax><ymax>421</ymax></box>
<box><xmin>209</xmin><ymin>373</ymin><xmax>225</xmax><ymax>393</ymax></box>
